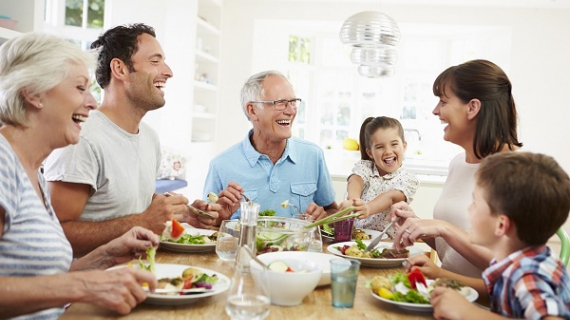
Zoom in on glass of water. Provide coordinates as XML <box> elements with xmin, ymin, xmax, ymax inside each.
<box><xmin>330</xmin><ymin>258</ymin><xmax>360</xmax><ymax>308</ymax></box>
<box><xmin>216</xmin><ymin>220</ymin><xmax>240</xmax><ymax>261</ymax></box>
<box><xmin>293</xmin><ymin>213</ymin><xmax>323</xmax><ymax>252</ymax></box>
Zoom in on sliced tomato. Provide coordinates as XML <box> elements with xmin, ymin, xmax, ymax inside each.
<box><xmin>340</xmin><ymin>245</ymin><xmax>350</xmax><ymax>255</ymax></box>
<box><xmin>407</xmin><ymin>267</ymin><xmax>427</xmax><ymax>289</ymax></box>
<box><xmin>171</xmin><ymin>218</ymin><xmax>185</xmax><ymax>239</ymax></box>
<box><xmin>182</xmin><ymin>277</ymin><xmax>193</xmax><ymax>290</ymax></box>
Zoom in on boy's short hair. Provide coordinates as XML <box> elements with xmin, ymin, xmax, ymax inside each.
<box><xmin>476</xmin><ymin>152</ymin><xmax>570</xmax><ymax>246</ymax></box>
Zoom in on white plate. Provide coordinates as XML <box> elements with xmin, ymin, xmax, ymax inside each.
<box><xmin>326</xmin><ymin>241</ymin><xmax>424</xmax><ymax>267</ymax></box>
<box><xmin>370</xmin><ymin>281</ymin><xmax>479</xmax><ymax>312</ymax></box>
<box><xmin>142</xmin><ymin>263</ymin><xmax>229</xmax><ymax>306</ymax></box>
<box><xmin>159</xmin><ymin>224</ymin><xmax>216</xmax><ymax>253</ymax></box>
<box><xmin>257</xmin><ymin>251</ymin><xmax>337</xmax><ymax>286</ymax></box>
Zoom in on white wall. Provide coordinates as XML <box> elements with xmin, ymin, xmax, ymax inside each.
<box><xmin>218</xmin><ymin>1</ymin><xmax>570</xmax><ymax>171</ymax></box>
<box><xmin>217</xmin><ymin>1</ymin><xmax>570</xmax><ymax>234</ymax></box>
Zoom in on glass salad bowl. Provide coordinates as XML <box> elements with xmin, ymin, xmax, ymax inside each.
<box><xmin>256</xmin><ymin>217</ymin><xmax>316</xmax><ymax>254</ymax></box>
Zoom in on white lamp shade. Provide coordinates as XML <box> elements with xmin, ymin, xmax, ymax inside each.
<box><xmin>350</xmin><ymin>47</ymin><xmax>397</xmax><ymax>65</ymax></box>
<box><xmin>339</xmin><ymin>11</ymin><xmax>401</xmax><ymax>48</ymax></box>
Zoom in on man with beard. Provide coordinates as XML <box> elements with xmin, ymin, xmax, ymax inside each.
<box><xmin>44</xmin><ymin>24</ymin><xmax>219</xmax><ymax>257</ymax></box>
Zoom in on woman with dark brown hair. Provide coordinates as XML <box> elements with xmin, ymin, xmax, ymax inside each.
<box><xmin>391</xmin><ymin>59</ymin><xmax>522</xmax><ymax>278</ymax></box>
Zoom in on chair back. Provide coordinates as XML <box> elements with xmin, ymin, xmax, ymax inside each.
<box><xmin>556</xmin><ymin>228</ymin><xmax>570</xmax><ymax>267</ymax></box>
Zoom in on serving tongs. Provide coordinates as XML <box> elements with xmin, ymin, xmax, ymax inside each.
<box><xmin>302</xmin><ymin>206</ymin><xmax>358</xmax><ymax>229</ymax></box>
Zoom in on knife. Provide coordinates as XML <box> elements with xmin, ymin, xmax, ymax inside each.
<box><xmin>150</xmin><ymin>288</ymin><xmax>213</xmax><ymax>295</ymax></box>
<box><xmin>365</xmin><ymin>217</ymin><xmax>400</xmax><ymax>252</ymax></box>
<box><xmin>164</xmin><ymin>192</ymin><xmax>216</xmax><ymax>220</ymax></box>
<box><xmin>187</xmin><ymin>204</ymin><xmax>216</xmax><ymax>220</ymax></box>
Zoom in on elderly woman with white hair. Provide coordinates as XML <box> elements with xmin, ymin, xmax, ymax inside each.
<box><xmin>0</xmin><ymin>33</ymin><xmax>158</xmax><ymax>320</ymax></box>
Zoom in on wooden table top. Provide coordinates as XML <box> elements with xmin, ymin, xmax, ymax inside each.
<box><xmin>60</xmin><ymin>244</ymin><xmax>434</xmax><ymax>320</ymax></box>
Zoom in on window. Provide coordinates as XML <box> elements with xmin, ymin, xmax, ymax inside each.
<box><xmin>254</xmin><ymin>20</ymin><xmax>511</xmax><ymax>176</ymax></box>
<box><xmin>44</xmin><ymin>0</ymin><xmax>106</xmax><ymax>50</ymax></box>
<box><xmin>44</xmin><ymin>0</ymin><xmax>106</xmax><ymax>103</ymax></box>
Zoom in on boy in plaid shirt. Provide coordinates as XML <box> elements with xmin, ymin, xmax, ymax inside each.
<box><xmin>406</xmin><ymin>152</ymin><xmax>570</xmax><ymax>319</ymax></box>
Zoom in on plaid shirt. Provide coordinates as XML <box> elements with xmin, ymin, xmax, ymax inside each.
<box><xmin>482</xmin><ymin>246</ymin><xmax>570</xmax><ymax>319</ymax></box>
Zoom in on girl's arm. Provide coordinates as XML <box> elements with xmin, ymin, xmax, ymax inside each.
<box><xmin>346</xmin><ymin>174</ymin><xmax>364</xmax><ymax>200</ymax></box>
<box><xmin>365</xmin><ymin>189</ymin><xmax>407</xmax><ymax>217</ymax></box>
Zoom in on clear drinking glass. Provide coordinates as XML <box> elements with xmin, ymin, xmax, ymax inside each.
<box><xmin>216</xmin><ymin>220</ymin><xmax>240</xmax><ymax>261</ymax></box>
<box><xmin>225</xmin><ymin>202</ymin><xmax>270</xmax><ymax>320</ymax></box>
<box><xmin>330</xmin><ymin>258</ymin><xmax>361</xmax><ymax>308</ymax></box>
<box><xmin>293</xmin><ymin>213</ymin><xmax>323</xmax><ymax>252</ymax></box>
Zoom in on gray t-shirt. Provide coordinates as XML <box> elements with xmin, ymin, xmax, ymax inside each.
<box><xmin>44</xmin><ymin>110</ymin><xmax>160</xmax><ymax>221</ymax></box>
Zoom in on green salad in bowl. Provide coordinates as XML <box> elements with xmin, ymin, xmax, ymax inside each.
<box><xmin>256</xmin><ymin>217</ymin><xmax>315</xmax><ymax>254</ymax></box>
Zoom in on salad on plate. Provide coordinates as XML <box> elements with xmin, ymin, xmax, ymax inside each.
<box><xmin>367</xmin><ymin>268</ymin><xmax>478</xmax><ymax>311</ymax></box>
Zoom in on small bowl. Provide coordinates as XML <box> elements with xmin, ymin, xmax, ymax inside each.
<box><xmin>256</xmin><ymin>217</ymin><xmax>316</xmax><ymax>254</ymax></box>
<box><xmin>251</xmin><ymin>256</ymin><xmax>322</xmax><ymax>306</ymax></box>
<box><xmin>257</xmin><ymin>251</ymin><xmax>336</xmax><ymax>286</ymax></box>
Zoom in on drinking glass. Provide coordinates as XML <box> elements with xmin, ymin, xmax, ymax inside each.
<box><xmin>293</xmin><ymin>213</ymin><xmax>323</xmax><ymax>252</ymax></box>
<box><xmin>216</xmin><ymin>220</ymin><xmax>240</xmax><ymax>261</ymax></box>
<box><xmin>333</xmin><ymin>218</ymin><xmax>355</xmax><ymax>242</ymax></box>
<box><xmin>330</xmin><ymin>259</ymin><xmax>360</xmax><ymax>308</ymax></box>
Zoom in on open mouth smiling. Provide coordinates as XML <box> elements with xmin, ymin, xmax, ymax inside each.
<box><xmin>72</xmin><ymin>114</ymin><xmax>87</xmax><ymax>124</ymax></box>
<box><xmin>154</xmin><ymin>82</ymin><xmax>166</xmax><ymax>90</ymax></box>
<box><xmin>276</xmin><ymin>119</ymin><xmax>291</xmax><ymax>126</ymax></box>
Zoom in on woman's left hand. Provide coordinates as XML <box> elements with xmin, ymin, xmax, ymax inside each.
<box><xmin>393</xmin><ymin>218</ymin><xmax>446</xmax><ymax>249</ymax></box>
<box><xmin>105</xmin><ymin>227</ymin><xmax>159</xmax><ymax>266</ymax></box>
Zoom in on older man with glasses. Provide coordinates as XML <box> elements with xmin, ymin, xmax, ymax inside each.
<box><xmin>203</xmin><ymin>70</ymin><xmax>338</xmax><ymax>224</ymax></box>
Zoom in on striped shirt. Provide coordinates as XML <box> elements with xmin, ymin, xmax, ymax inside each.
<box><xmin>482</xmin><ymin>245</ymin><xmax>570</xmax><ymax>319</ymax></box>
<box><xmin>0</xmin><ymin>135</ymin><xmax>73</xmax><ymax>320</ymax></box>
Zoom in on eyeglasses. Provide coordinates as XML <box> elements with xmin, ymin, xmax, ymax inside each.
<box><xmin>250</xmin><ymin>98</ymin><xmax>302</xmax><ymax>111</ymax></box>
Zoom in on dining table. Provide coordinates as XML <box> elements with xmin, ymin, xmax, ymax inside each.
<box><xmin>60</xmin><ymin>242</ymin><xmax>435</xmax><ymax>320</ymax></box>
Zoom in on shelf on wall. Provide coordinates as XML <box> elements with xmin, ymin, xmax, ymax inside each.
<box><xmin>0</xmin><ymin>27</ymin><xmax>21</xmax><ymax>44</ymax></box>
<box><xmin>197</xmin><ymin>18</ymin><xmax>220</xmax><ymax>36</ymax></box>
<box><xmin>195</xmin><ymin>49</ymin><xmax>219</xmax><ymax>63</ymax></box>
<box><xmin>194</xmin><ymin>80</ymin><xmax>218</xmax><ymax>91</ymax></box>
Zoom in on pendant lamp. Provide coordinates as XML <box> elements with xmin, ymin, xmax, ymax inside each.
<box><xmin>339</xmin><ymin>11</ymin><xmax>400</xmax><ymax>78</ymax></box>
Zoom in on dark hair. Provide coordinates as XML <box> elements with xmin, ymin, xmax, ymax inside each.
<box><xmin>476</xmin><ymin>152</ymin><xmax>570</xmax><ymax>246</ymax></box>
<box><xmin>90</xmin><ymin>23</ymin><xmax>156</xmax><ymax>89</ymax></box>
<box><xmin>359</xmin><ymin>116</ymin><xmax>405</xmax><ymax>161</ymax></box>
<box><xmin>433</xmin><ymin>59</ymin><xmax>522</xmax><ymax>159</ymax></box>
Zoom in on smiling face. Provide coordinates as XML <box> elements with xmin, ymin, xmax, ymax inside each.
<box><xmin>125</xmin><ymin>33</ymin><xmax>173</xmax><ymax>112</ymax></box>
<box><xmin>250</xmin><ymin>75</ymin><xmax>297</xmax><ymax>143</ymax></box>
<box><xmin>432</xmin><ymin>84</ymin><xmax>474</xmax><ymax>149</ymax></box>
<box><xmin>365</xmin><ymin>127</ymin><xmax>407</xmax><ymax>176</ymax></box>
<box><xmin>42</xmin><ymin>62</ymin><xmax>96</xmax><ymax>147</ymax></box>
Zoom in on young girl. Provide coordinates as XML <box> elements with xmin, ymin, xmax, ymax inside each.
<box><xmin>339</xmin><ymin>116</ymin><xmax>419</xmax><ymax>237</ymax></box>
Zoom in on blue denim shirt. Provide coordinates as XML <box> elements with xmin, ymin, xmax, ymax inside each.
<box><xmin>203</xmin><ymin>130</ymin><xmax>336</xmax><ymax>218</ymax></box>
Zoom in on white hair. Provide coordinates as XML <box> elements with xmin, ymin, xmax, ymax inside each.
<box><xmin>0</xmin><ymin>32</ymin><xmax>95</xmax><ymax>126</ymax></box>
<box><xmin>240</xmin><ymin>70</ymin><xmax>291</xmax><ymax>121</ymax></box>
